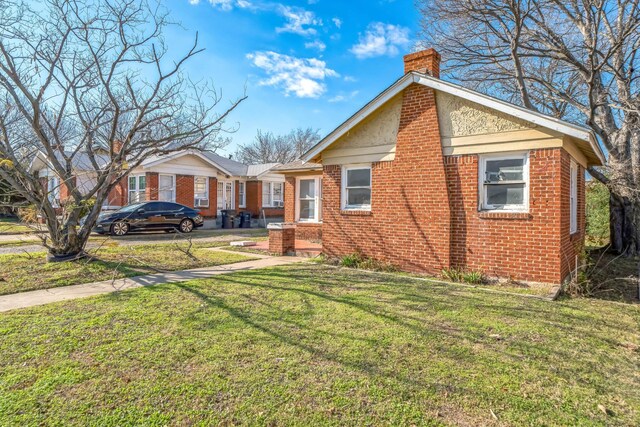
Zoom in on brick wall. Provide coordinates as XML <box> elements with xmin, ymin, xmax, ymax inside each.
<box><xmin>444</xmin><ymin>149</ymin><xmax>571</xmax><ymax>284</ymax></box>
<box><xmin>107</xmin><ymin>176</ymin><xmax>127</xmax><ymax>207</ymax></box>
<box><xmin>246</xmin><ymin>180</ymin><xmax>261</xmax><ymax>217</ymax></box>
<box><xmin>145</xmin><ymin>172</ymin><xmax>158</xmax><ymax>201</ymax></box>
<box><xmin>322</xmin><ymin>84</ymin><xmax>451</xmax><ymax>274</ymax></box>
<box><xmin>59</xmin><ymin>176</ymin><xmax>76</xmax><ymax>202</ymax></box>
<box><xmin>176</xmin><ymin>175</ymin><xmax>195</xmax><ymax>207</ymax></box>
<box><xmin>284</xmin><ymin>176</ymin><xmax>296</xmax><ymax>222</ymax></box>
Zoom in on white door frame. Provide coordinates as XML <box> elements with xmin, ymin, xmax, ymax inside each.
<box><xmin>217</xmin><ymin>180</ymin><xmax>235</xmax><ymax>215</ymax></box>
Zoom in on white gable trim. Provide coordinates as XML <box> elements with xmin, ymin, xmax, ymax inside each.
<box><xmin>302</xmin><ymin>72</ymin><xmax>606</xmax><ymax>165</ymax></box>
<box><xmin>303</xmin><ymin>75</ymin><xmax>412</xmax><ymax>162</ymax></box>
<box><xmin>143</xmin><ymin>150</ymin><xmax>234</xmax><ymax>176</ymax></box>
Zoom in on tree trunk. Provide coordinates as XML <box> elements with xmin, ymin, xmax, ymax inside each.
<box><xmin>609</xmin><ymin>192</ymin><xmax>640</xmax><ymax>256</ymax></box>
<box><xmin>45</xmin><ymin>219</ymin><xmax>88</xmax><ymax>262</ymax></box>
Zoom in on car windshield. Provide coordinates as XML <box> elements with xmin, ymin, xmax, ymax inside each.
<box><xmin>117</xmin><ymin>203</ymin><xmax>145</xmax><ymax>213</ymax></box>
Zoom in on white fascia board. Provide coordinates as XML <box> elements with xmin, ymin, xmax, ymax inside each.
<box><xmin>302</xmin><ymin>74</ymin><xmax>414</xmax><ymax>162</ymax></box>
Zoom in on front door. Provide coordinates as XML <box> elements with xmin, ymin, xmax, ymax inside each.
<box><xmin>217</xmin><ymin>181</ymin><xmax>235</xmax><ymax>215</ymax></box>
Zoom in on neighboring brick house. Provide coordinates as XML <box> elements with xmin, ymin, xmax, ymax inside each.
<box><xmin>29</xmin><ymin>149</ymin><xmax>285</xmax><ymax>220</ymax></box>
<box><xmin>28</xmin><ymin>150</ymin><xmax>125</xmax><ymax>213</ymax></box>
<box><xmin>125</xmin><ymin>151</ymin><xmax>284</xmax><ymax>219</ymax></box>
<box><xmin>284</xmin><ymin>48</ymin><xmax>605</xmax><ymax>285</ymax></box>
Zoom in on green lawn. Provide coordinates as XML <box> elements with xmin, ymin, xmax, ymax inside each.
<box><xmin>0</xmin><ymin>264</ymin><xmax>638</xmax><ymax>426</ymax></box>
<box><xmin>0</xmin><ymin>217</ymin><xmax>35</xmax><ymax>235</ymax></box>
<box><xmin>0</xmin><ymin>243</ymin><xmax>254</xmax><ymax>295</ymax></box>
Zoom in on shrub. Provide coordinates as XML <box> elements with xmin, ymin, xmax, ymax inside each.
<box><xmin>17</xmin><ymin>204</ymin><xmax>39</xmax><ymax>224</ymax></box>
<box><xmin>586</xmin><ymin>180</ymin><xmax>609</xmax><ymax>247</ymax></box>
<box><xmin>339</xmin><ymin>252</ymin><xmax>396</xmax><ymax>272</ymax></box>
<box><xmin>442</xmin><ymin>268</ymin><xmax>486</xmax><ymax>285</ymax></box>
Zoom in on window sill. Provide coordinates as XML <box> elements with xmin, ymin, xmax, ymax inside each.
<box><xmin>297</xmin><ymin>221</ymin><xmax>322</xmax><ymax>225</ymax></box>
<box><xmin>340</xmin><ymin>209</ymin><xmax>372</xmax><ymax>216</ymax></box>
<box><xmin>478</xmin><ymin>211</ymin><xmax>531</xmax><ymax>220</ymax></box>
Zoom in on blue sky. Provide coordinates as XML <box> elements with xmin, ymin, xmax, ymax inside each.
<box><xmin>166</xmin><ymin>0</ymin><xmax>421</xmax><ymax>155</ymax></box>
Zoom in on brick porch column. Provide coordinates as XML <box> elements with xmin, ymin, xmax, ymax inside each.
<box><xmin>267</xmin><ymin>222</ymin><xmax>296</xmax><ymax>256</ymax></box>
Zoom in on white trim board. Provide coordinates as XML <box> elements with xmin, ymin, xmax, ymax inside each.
<box><xmin>302</xmin><ymin>72</ymin><xmax>605</xmax><ymax>166</ymax></box>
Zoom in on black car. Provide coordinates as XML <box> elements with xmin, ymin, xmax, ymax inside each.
<box><xmin>94</xmin><ymin>202</ymin><xmax>204</xmax><ymax>236</ymax></box>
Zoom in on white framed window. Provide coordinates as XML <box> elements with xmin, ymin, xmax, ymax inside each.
<box><xmin>128</xmin><ymin>174</ymin><xmax>146</xmax><ymax>203</ymax></box>
<box><xmin>296</xmin><ymin>176</ymin><xmax>322</xmax><ymax>222</ymax></box>
<box><xmin>342</xmin><ymin>165</ymin><xmax>372</xmax><ymax>210</ymax></box>
<box><xmin>238</xmin><ymin>181</ymin><xmax>246</xmax><ymax>208</ymax></box>
<box><xmin>158</xmin><ymin>174</ymin><xmax>175</xmax><ymax>202</ymax></box>
<box><xmin>479</xmin><ymin>153</ymin><xmax>529</xmax><ymax>212</ymax></box>
<box><xmin>194</xmin><ymin>176</ymin><xmax>209</xmax><ymax>208</ymax></box>
<box><xmin>262</xmin><ymin>181</ymin><xmax>283</xmax><ymax>207</ymax></box>
<box><xmin>48</xmin><ymin>176</ymin><xmax>61</xmax><ymax>207</ymax></box>
<box><xmin>570</xmin><ymin>161</ymin><xmax>578</xmax><ymax>234</ymax></box>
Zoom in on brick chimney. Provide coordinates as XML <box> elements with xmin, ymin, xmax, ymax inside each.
<box><xmin>403</xmin><ymin>48</ymin><xmax>441</xmax><ymax>78</ymax></box>
<box><xmin>112</xmin><ymin>140</ymin><xmax>123</xmax><ymax>154</ymax></box>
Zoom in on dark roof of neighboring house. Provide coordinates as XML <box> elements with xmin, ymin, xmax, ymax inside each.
<box><xmin>200</xmin><ymin>151</ymin><xmax>249</xmax><ymax>176</ymax></box>
<box><xmin>273</xmin><ymin>159</ymin><xmax>322</xmax><ymax>172</ymax></box>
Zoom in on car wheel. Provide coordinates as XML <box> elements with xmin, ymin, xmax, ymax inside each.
<box><xmin>110</xmin><ymin>221</ymin><xmax>129</xmax><ymax>236</ymax></box>
<box><xmin>179</xmin><ymin>219</ymin><xmax>194</xmax><ymax>233</ymax></box>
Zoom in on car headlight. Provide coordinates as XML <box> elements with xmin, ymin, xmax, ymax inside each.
<box><xmin>194</xmin><ymin>214</ymin><xmax>203</xmax><ymax>223</ymax></box>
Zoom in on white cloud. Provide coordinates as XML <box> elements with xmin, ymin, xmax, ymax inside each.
<box><xmin>276</xmin><ymin>5</ymin><xmax>322</xmax><ymax>36</ymax></box>
<box><xmin>332</xmin><ymin>17</ymin><xmax>342</xmax><ymax>28</ymax></box>
<box><xmin>304</xmin><ymin>40</ymin><xmax>326</xmax><ymax>52</ymax></box>
<box><xmin>328</xmin><ymin>90</ymin><xmax>359</xmax><ymax>103</ymax></box>
<box><xmin>189</xmin><ymin>0</ymin><xmax>252</xmax><ymax>11</ymax></box>
<box><xmin>247</xmin><ymin>51</ymin><xmax>339</xmax><ymax>98</ymax></box>
<box><xmin>350</xmin><ymin>22</ymin><xmax>410</xmax><ymax>59</ymax></box>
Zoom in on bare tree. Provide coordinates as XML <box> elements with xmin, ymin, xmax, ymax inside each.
<box><xmin>418</xmin><ymin>0</ymin><xmax>640</xmax><ymax>255</ymax></box>
<box><xmin>0</xmin><ymin>0</ymin><xmax>245</xmax><ymax>260</ymax></box>
<box><xmin>235</xmin><ymin>127</ymin><xmax>321</xmax><ymax>164</ymax></box>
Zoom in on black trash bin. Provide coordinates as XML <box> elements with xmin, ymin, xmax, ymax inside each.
<box><xmin>240</xmin><ymin>212</ymin><xmax>252</xmax><ymax>228</ymax></box>
<box><xmin>221</xmin><ymin>209</ymin><xmax>234</xmax><ymax>229</ymax></box>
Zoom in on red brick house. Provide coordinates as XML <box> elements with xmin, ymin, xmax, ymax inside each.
<box><xmin>29</xmin><ymin>150</ymin><xmax>285</xmax><ymax>221</ymax></box>
<box><xmin>279</xmin><ymin>48</ymin><xmax>605</xmax><ymax>285</ymax></box>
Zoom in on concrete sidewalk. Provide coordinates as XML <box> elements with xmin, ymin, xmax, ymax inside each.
<box><xmin>0</xmin><ymin>251</ymin><xmax>305</xmax><ymax>313</ymax></box>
